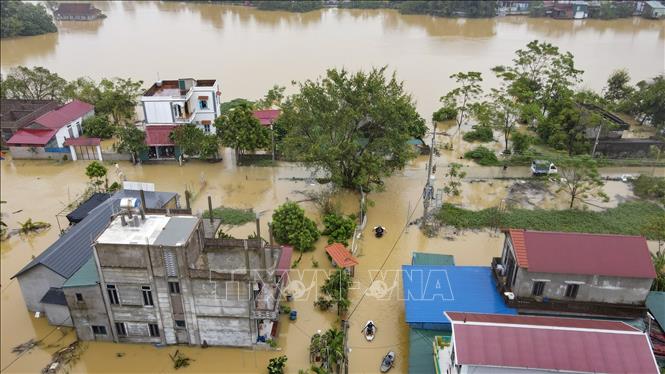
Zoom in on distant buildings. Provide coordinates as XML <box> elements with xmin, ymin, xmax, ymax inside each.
<box><xmin>643</xmin><ymin>1</ymin><xmax>665</xmax><ymax>18</ymax></box>
<box><xmin>493</xmin><ymin>229</ymin><xmax>656</xmax><ymax>318</ymax></box>
<box><xmin>140</xmin><ymin>78</ymin><xmax>221</xmax><ymax>160</ymax></box>
<box><xmin>0</xmin><ymin>99</ymin><xmax>59</xmax><ymax>147</ymax></box>
<box><xmin>439</xmin><ymin>312</ymin><xmax>659</xmax><ymax>373</ymax></box>
<box><xmin>5</xmin><ymin>100</ymin><xmax>96</xmax><ymax>160</ymax></box>
<box><xmin>53</xmin><ymin>3</ymin><xmax>104</xmax><ymax>21</ymax></box>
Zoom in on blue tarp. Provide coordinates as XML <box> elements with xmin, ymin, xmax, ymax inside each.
<box><xmin>402</xmin><ymin>265</ymin><xmax>516</xmax><ymax>327</ymax></box>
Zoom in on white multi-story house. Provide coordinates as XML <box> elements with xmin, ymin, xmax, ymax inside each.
<box><xmin>140</xmin><ymin>78</ymin><xmax>221</xmax><ymax>134</ymax></box>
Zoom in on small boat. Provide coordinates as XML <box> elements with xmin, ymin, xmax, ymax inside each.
<box><xmin>380</xmin><ymin>351</ymin><xmax>395</xmax><ymax>372</ymax></box>
<box><xmin>362</xmin><ymin>320</ymin><xmax>376</xmax><ymax>341</ymax></box>
<box><xmin>374</xmin><ymin>226</ymin><xmax>386</xmax><ymax>238</ymax></box>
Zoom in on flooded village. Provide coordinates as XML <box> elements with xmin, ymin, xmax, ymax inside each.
<box><xmin>2</xmin><ymin>1</ymin><xmax>665</xmax><ymax>374</ymax></box>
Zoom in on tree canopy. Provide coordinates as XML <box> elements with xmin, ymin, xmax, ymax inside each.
<box><xmin>214</xmin><ymin>103</ymin><xmax>270</xmax><ymax>163</ymax></box>
<box><xmin>1</xmin><ymin>1</ymin><xmax>57</xmax><ymax>39</ymax></box>
<box><xmin>0</xmin><ymin>66</ymin><xmax>66</xmax><ymax>100</ymax></box>
<box><xmin>83</xmin><ymin>115</ymin><xmax>114</xmax><ymax>139</ymax></box>
<box><xmin>554</xmin><ymin>156</ymin><xmax>608</xmax><ymax>209</ymax></box>
<box><xmin>442</xmin><ymin>71</ymin><xmax>483</xmax><ymax>129</ymax></box>
<box><xmin>271</xmin><ymin>201</ymin><xmax>320</xmax><ymax>252</ymax></box>
<box><xmin>115</xmin><ymin>125</ymin><xmax>147</xmax><ymax>164</ymax></box>
<box><xmin>170</xmin><ymin>125</ymin><xmax>204</xmax><ymax>157</ymax></box>
<box><xmin>279</xmin><ymin>67</ymin><xmax>426</xmax><ymax>190</ymax></box>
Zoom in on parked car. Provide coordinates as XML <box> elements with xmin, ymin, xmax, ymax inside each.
<box><xmin>531</xmin><ymin>160</ymin><xmax>557</xmax><ymax>176</ymax></box>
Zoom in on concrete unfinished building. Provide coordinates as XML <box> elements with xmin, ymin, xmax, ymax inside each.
<box><xmin>61</xmin><ymin>198</ymin><xmax>286</xmax><ymax>347</ymax></box>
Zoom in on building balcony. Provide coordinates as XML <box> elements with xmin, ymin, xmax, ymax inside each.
<box><xmin>490</xmin><ymin>257</ymin><xmax>647</xmax><ymax>319</ymax></box>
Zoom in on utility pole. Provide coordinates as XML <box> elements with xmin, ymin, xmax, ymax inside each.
<box><xmin>421</xmin><ymin>121</ymin><xmax>437</xmax><ymax>228</ymax></box>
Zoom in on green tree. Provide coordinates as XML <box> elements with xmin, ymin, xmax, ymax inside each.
<box><xmin>257</xmin><ymin>85</ymin><xmax>286</xmax><ymax>109</ymax></box>
<box><xmin>511</xmin><ymin>131</ymin><xmax>532</xmax><ymax>155</ymax></box>
<box><xmin>115</xmin><ymin>125</ymin><xmax>147</xmax><ymax>164</ymax></box>
<box><xmin>309</xmin><ymin>327</ymin><xmax>346</xmax><ymax>374</ymax></box>
<box><xmin>625</xmin><ymin>75</ymin><xmax>665</xmax><ymax>129</ymax></box>
<box><xmin>554</xmin><ymin>156</ymin><xmax>608</xmax><ymax>209</ymax></box>
<box><xmin>95</xmin><ymin>78</ymin><xmax>144</xmax><ymax>125</ymax></box>
<box><xmin>82</xmin><ymin>115</ymin><xmax>114</xmax><ymax>139</ymax></box>
<box><xmin>63</xmin><ymin>77</ymin><xmax>102</xmax><ymax>104</ymax></box>
<box><xmin>199</xmin><ymin>135</ymin><xmax>220</xmax><ymax>161</ymax></box>
<box><xmin>443</xmin><ymin>163</ymin><xmax>466</xmax><ymax>197</ymax></box>
<box><xmin>171</xmin><ymin>125</ymin><xmax>204</xmax><ymax>158</ymax></box>
<box><xmin>18</xmin><ymin>218</ymin><xmax>50</xmax><ymax>234</ymax></box>
<box><xmin>442</xmin><ymin>71</ymin><xmax>483</xmax><ymax>129</ymax></box>
<box><xmin>1</xmin><ymin>66</ymin><xmax>66</xmax><ymax>100</ymax></box>
<box><xmin>85</xmin><ymin>161</ymin><xmax>108</xmax><ymax>190</ymax></box>
<box><xmin>649</xmin><ymin>249</ymin><xmax>665</xmax><ymax>292</ymax></box>
<box><xmin>271</xmin><ymin>201</ymin><xmax>320</xmax><ymax>252</ymax></box>
<box><xmin>279</xmin><ymin>67</ymin><xmax>426</xmax><ymax>190</ymax></box>
<box><xmin>215</xmin><ymin>103</ymin><xmax>270</xmax><ymax>164</ymax></box>
<box><xmin>479</xmin><ymin>88</ymin><xmax>519</xmax><ymax>154</ymax></box>
<box><xmin>267</xmin><ymin>355</ymin><xmax>287</xmax><ymax>374</ymax></box>
<box><xmin>320</xmin><ymin>269</ymin><xmax>353</xmax><ymax>315</ymax></box>
<box><xmin>432</xmin><ymin>98</ymin><xmax>458</xmax><ymax>122</ymax></box>
<box><xmin>603</xmin><ymin>69</ymin><xmax>634</xmax><ymax>104</ymax></box>
<box><xmin>322</xmin><ymin>213</ymin><xmax>355</xmax><ymax>246</ymax></box>
<box><xmin>0</xmin><ymin>1</ymin><xmax>57</xmax><ymax>38</ymax></box>
<box><xmin>641</xmin><ymin>215</ymin><xmax>665</xmax><ymax>251</ymax></box>
<box><xmin>220</xmin><ymin>98</ymin><xmax>255</xmax><ymax>115</ymax></box>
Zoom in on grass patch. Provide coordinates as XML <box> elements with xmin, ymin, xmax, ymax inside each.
<box><xmin>202</xmin><ymin>206</ymin><xmax>255</xmax><ymax>225</ymax></box>
<box><xmin>436</xmin><ymin>201</ymin><xmax>664</xmax><ymax>239</ymax></box>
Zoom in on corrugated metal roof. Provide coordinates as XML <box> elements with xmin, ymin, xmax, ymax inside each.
<box><xmin>446</xmin><ymin>312</ymin><xmax>639</xmax><ymax>332</ymax></box>
<box><xmin>66</xmin><ymin>193</ymin><xmax>111</xmax><ymax>224</ymax></box>
<box><xmin>40</xmin><ymin>288</ymin><xmax>67</xmax><ymax>306</ymax></box>
<box><xmin>411</xmin><ymin>252</ymin><xmax>455</xmax><ymax>266</ymax></box>
<box><xmin>6</xmin><ymin>129</ymin><xmax>56</xmax><ymax>145</ymax></box>
<box><xmin>518</xmin><ymin>229</ymin><xmax>656</xmax><ymax>278</ymax></box>
<box><xmin>449</xmin><ymin>313</ymin><xmax>658</xmax><ymax>373</ymax></box>
<box><xmin>646</xmin><ymin>1</ymin><xmax>665</xmax><ymax>9</ymax></box>
<box><xmin>13</xmin><ymin>190</ymin><xmax>177</xmax><ymax>279</ymax></box>
<box><xmin>62</xmin><ymin>257</ymin><xmax>99</xmax><ymax>288</ymax></box>
<box><xmin>402</xmin><ymin>266</ymin><xmax>516</xmax><ymax>325</ymax></box>
<box><xmin>34</xmin><ymin>100</ymin><xmax>93</xmax><ymax>129</ymax></box>
<box><xmin>647</xmin><ymin>291</ymin><xmax>665</xmax><ymax>330</ymax></box>
<box><xmin>409</xmin><ymin>328</ymin><xmax>443</xmax><ymax>374</ymax></box>
<box><xmin>153</xmin><ymin>216</ymin><xmax>199</xmax><ymax>246</ymax></box>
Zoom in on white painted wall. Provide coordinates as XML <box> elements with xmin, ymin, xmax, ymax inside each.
<box><xmin>143</xmin><ymin>102</ymin><xmax>174</xmax><ymax>124</ymax></box>
<box><xmin>55</xmin><ymin>111</ymin><xmax>93</xmax><ymax>147</ymax></box>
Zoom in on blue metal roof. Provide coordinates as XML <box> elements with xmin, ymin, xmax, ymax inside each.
<box><xmin>13</xmin><ymin>190</ymin><xmax>177</xmax><ymax>279</ymax></box>
<box><xmin>402</xmin><ymin>265</ymin><xmax>516</xmax><ymax>324</ymax></box>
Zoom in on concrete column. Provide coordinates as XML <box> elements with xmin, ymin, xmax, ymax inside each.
<box><xmin>96</xmin><ymin>145</ymin><xmax>103</xmax><ymax>161</ymax></box>
<box><xmin>69</xmin><ymin>146</ymin><xmax>77</xmax><ymax>161</ymax></box>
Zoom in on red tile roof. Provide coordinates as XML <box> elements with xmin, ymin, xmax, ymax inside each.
<box><xmin>508</xmin><ymin>229</ymin><xmax>528</xmax><ymax>267</ymax></box>
<box><xmin>253</xmin><ymin>109</ymin><xmax>281</xmax><ymax>126</ymax></box>
<box><xmin>447</xmin><ymin>312</ymin><xmax>658</xmax><ymax>373</ymax></box>
<box><xmin>6</xmin><ymin>129</ymin><xmax>56</xmax><ymax>146</ymax></box>
<box><xmin>63</xmin><ymin>137</ymin><xmax>100</xmax><ymax>147</ymax></box>
<box><xmin>446</xmin><ymin>312</ymin><xmax>639</xmax><ymax>332</ymax></box>
<box><xmin>145</xmin><ymin>125</ymin><xmax>177</xmax><ymax>146</ymax></box>
<box><xmin>34</xmin><ymin>100</ymin><xmax>94</xmax><ymax>130</ymax></box>
<box><xmin>509</xmin><ymin>229</ymin><xmax>656</xmax><ymax>279</ymax></box>
<box><xmin>325</xmin><ymin>243</ymin><xmax>358</xmax><ymax>268</ymax></box>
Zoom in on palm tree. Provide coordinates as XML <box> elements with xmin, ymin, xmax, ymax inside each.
<box><xmin>651</xmin><ymin>250</ymin><xmax>665</xmax><ymax>292</ymax></box>
<box><xmin>322</xmin><ymin>328</ymin><xmax>345</xmax><ymax>374</ymax></box>
<box><xmin>18</xmin><ymin>218</ymin><xmax>51</xmax><ymax>234</ymax></box>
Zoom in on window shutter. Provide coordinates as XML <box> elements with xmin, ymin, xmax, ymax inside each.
<box><xmin>164</xmin><ymin>251</ymin><xmax>177</xmax><ymax>277</ymax></box>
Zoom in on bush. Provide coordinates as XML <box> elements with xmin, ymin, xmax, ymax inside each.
<box><xmin>632</xmin><ymin>176</ymin><xmax>665</xmax><ymax>204</ymax></box>
<box><xmin>436</xmin><ymin>201</ymin><xmax>665</xmax><ymax>238</ymax></box>
<box><xmin>202</xmin><ymin>207</ymin><xmax>255</xmax><ymax>225</ymax></box>
<box><xmin>267</xmin><ymin>355</ymin><xmax>287</xmax><ymax>374</ymax></box>
<box><xmin>464</xmin><ymin>146</ymin><xmax>499</xmax><ymax>166</ymax></box>
<box><xmin>322</xmin><ymin>213</ymin><xmax>355</xmax><ymax>246</ymax></box>
<box><xmin>432</xmin><ymin>106</ymin><xmax>458</xmax><ymax>122</ymax></box>
<box><xmin>83</xmin><ymin>115</ymin><xmax>115</xmax><ymax>139</ymax></box>
<box><xmin>511</xmin><ymin>132</ymin><xmax>532</xmax><ymax>155</ymax></box>
<box><xmin>272</xmin><ymin>202</ymin><xmax>320</xmax><ymax>252</ymax></box>
<box><xmin>463</xmin><ymin>126</ymin><xmax>493</xmax><ymax>142</ymax></box>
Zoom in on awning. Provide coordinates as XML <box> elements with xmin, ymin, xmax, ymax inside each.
<box><xmin>63</xmin><ymin>136</ymin><xmax>101</xmax><ymax>147</ymax></box>
<box><xmin>145</xmin><ymin>125</ymin><xmax>177</xmax><ymax>146</ymax></box>
<box><xmin>325</xmin><ymin>243</ymin><xmax>358</xmax><ymax>268</ymax></box>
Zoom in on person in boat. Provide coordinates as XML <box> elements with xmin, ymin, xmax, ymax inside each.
<box><xmin>364</xmin><ymin>321</ymin><xmax>376</xmax><ymax>335</ymax></box>
<box><xmin>374</xmin><ymin>226</ymin><xmax>385</xmax><ymax>238</ymax></box>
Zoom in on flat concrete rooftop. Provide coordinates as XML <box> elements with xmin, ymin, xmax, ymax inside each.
<box><xmin>96</xmin><ymin>214</ymin><xmax>198</xmax><ymax>246</ymax></box>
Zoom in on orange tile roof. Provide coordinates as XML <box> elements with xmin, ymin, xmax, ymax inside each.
<box><xmin>509</xmin><ymin>229</ymin><xmax>529</xmax><ymax>267</ymax></box>
<box><xmin>325</xmin><ymin>243</ymin><xmax>358</xmax><ymax>268</ymax></box>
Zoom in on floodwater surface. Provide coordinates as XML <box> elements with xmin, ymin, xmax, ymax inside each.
<box><xmin>1</xmin><ymin>3</ymin><xmax>664</xmax><ymax>373</ymax></box>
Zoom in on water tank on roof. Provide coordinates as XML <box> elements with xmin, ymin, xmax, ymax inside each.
<box><xmin>120</xmin><ymin>198</ymin><xmax>140</xmax><ymax>210</ymax></box>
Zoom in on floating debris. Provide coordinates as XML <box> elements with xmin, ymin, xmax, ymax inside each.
<box><xmin>169</xmin><ymin>349</ymin><xmax>192</xmax><ymax>370</ymax></box>
<box><xmin>41</xmin><ymin>341</ymin><xmax>86</xmax><ymax>374</ymax></box>
<box><xmin>12</xmin><ymin>339</ymin><xmax>40</xmax><ymax>354</ymax></box>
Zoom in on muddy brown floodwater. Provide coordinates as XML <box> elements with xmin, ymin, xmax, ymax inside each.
<box><xmin>1</xmin><ymin>2</ymin><xmax>664</xmax><ymax>373</ymax></box>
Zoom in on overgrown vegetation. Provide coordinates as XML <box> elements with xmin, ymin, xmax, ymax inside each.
<box><xmin>436</xmin><ymin>201</ymin><xmax>665</xmax><ymax>238</ymax></box>
<box><xmin>85</xmin><ymin>161</ymin><xmax>108</xmax><ymax>191</ymax></box>
<box><xmin>464</xmin><ymin>146</ymin><xmax>499</xmax><ymax>166</ymax></box>
<box><xmin>462</xmin><ymin>126</ymin><xmax>493</xmax><ymax>142</ymax></box>
<box><xmin>442</xmin><ymin>163</ymin><xmax>467</xmax><ymax>197</ymax></box>
<box><xmin>202</xmin><ymin>207</ymin><xmax>256</xmax><ymax>225</ymax></box>
<box><xmin>267</xmin><ymin>355</ymin><xmax>288</xmax><ymax>374</ymax></box>
<box><xmin>272</xmin><ymin>202</ymin><xmax>320</xmax><ymax>252</ymax></box>
<box><xmin>309</xmin><ymin>327</ymin><xmax>345</xmax><ymax>374</ymax></box>
<box><xmin>631</xmin><ymin>175</ymin><xmax>665</xmax><ymax>204</ymax></box>
<box><xmin>318</xmin><ymin>269</ymin><xmax>352</xmax><ymax>315</ymax></box>
<box><xmin>322</xmin><ymin>213</ymin><xmax>355</xmax><ymax>246</ymax></box>
<box><xmin>255</xmin><ymin>1</ymin><xmax>324</xmax><ymax>12</ymax></box>
<box><xmin>215</xmin><ymin>102</ymin><xmax>270</xmax><ymax>164</ymax></box>
<box><xmin>18</xmin><ymin>218</ymin><xmax>51</xmax><ymax>234</ymax></box>
<box><xmin>1</xmin><ymin>1</ymin><xmax>56</xmax><ymax>38</ymax></box>
<box><xmin>169</xmin><ymin>350</ymin><xmax>192</xmax><ymax>370</ymax></box>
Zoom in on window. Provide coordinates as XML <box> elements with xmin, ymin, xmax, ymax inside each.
<box><xmin>198</xmin><ymin>99</ymin><xmax>208</xmax><ymax>110</ymax></box>
<box><xmin>532</xmin><ymin>281</ymin><xmax>546</xmax><ymax>296</ymax></box>
<box><xmin>169</xmin><ymin>282</ymin><xmax>181</xmax><ymax>294</ymax></box>
<box><xmin>92</xmin><ymin>325</ymin><xmax>107</xmax><ymax>335</ymax></box>
<box><xmin>175</xmin><ymin>320</ymin><xmax>186</xmax><ymax>328</ymax></box>
<box><xmin>75</xmin><ymin>293</ymin><xmax>83</xmax><ymax>302</ymax></box>
<box><xmin>203</xmin><ymin>124</ymin><xmax>210</xmax><ymax>133</ymax></box>
<box><xmin>149</xmin><ymin>323</ymin><xmax>160</xmax><ymax>337</ymax></box>
<box><xmin>107</xmin><ymin>284</ymin><xmax>119</xmax><ymax>305</ymax></box>
<box><xmin>115</xmin><ymin>322</ymin><xmax>127</xmax><ymax>337</ymax></box>
<box><xmin>565</xmin><ymin>284</ymin><xmax>580</xmax><ymax>299</ymax></box>
<box><xmin>142</xmin><ymin>286</ymin><xmax>154</xmax><ymax>306</ymax></box>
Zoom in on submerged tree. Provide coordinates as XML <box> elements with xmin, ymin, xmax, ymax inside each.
<box><xmin>309</xmin><ymin>327</ymin><xmax>345</xmax><ymax>374</ymax></box>
<box><xmin>441</xmin><ymin>71</ymin><xmax>483</xmax><ymax>129</ymax></box>
<box><xmin>215</xmin><ymin>102</ymin><xmax>270</xmax><ymax>164</ymax></box>
<box><xmin>115</xmin><ymin>125</ymin><xmax>147</xmax><ymax>164</ymax></box>
<box><xmin>0</xmin><ymin>66</ymin><xmax>66</xmax><ymax>100</ymax></box>
<box><xmin>442</xmin><ymin>163</ymin><xmax>467</xmax><ymax>197</ymax></box>
<box><xmin>554</xmin><ymin>156</ymin><xmax>608</xmax><ymax>209</ymax></box>
<box><xmin>267</xmin><ymin>355</ymin><xmax>288</xmax><ymax>374</ymax></box>
<box><xmin>85</xmin><ymin>161</ymin><xmax>108</xmax><ymax>190</ymax></box>
<box><xmin>171</xmin><ymin>124</ymin><xmax>204</xmax><ymax>158</ymax></box>
<box><xmin>257</xmin><ymin>85</ymin><xmax>286</xmax><ymax>109</ymax></box>
<box><xmin>603</xmin><ymin>69</ymin><xmax>634</xmax><ymax>104</ymax></box>
<box><xmin>82</xmin><ymin>115</ymin><xmax>115</xmax><ymax>139</ymax></box>
<box><xmin>18</xmin><ymin>218</ymin><xmax>51</xmax><ymax>234</ymax></box>
<box><xmin>320</xmin><ymin>269</ymin><xmax>353</xmax><ymax>315</ymax></box>
<box><xmin>271</xmin><ymin>201</ymin><xmax>320</xmax><ymax>253</ymax></box>
<box><xmin>279</xmin><ymin>67</ymin><xmax>425</xmax><ymax>190</ymax></box>
<box><xmin>0</xmin><ymin>1</ymin><xmax>56</xmax><ymax>38</ymax></box>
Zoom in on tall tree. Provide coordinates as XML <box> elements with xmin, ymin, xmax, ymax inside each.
<box><xmin>170</xmin><ymin>124</ymin><xmax>204</xmax><ymax>158</ymax></box>
<box><xmin>1</xmin><ymin>1</ymin><xmax>57</xmax><ymax>38</ymax></box>
<box><xmin>279</xmin><ymin>67</ymin><xmax>426</xmax><ymax>190</ymax></box>
<box><xmin>214</xmin><ymin>103</ymin><xmax>270</xmax><ymax>164</ymax></box>
<box><xmin>554</xmin><ymin>156</ymin><xmax>608</xmax><ymax>209</ymax></box>
<box><xmin>625</xmin><ymin>75</ymin><xmax>665</xmax><ymax>129</ymax></box>
<box><xmin>115</xmin><ymin>125</ymin><xmax>147</xmax><ymax>164</ymax></box>
<box><xmin>64</xmin><ymin>77</ymin><xmax>102</xmax><ymax>104</ymax></box>
<box><xmin>603</xmin><ymin>69</ymin><xmax>634</xmax><ymax>104</ymax></box>
<box><xmin>257</xmin><ymin>85</ymin><xmax>286</xmax><ymax>109</ymax></box>
<box><xmin>95</xmin><ymin>78</ymin><xmax>144</xmax><ymax>125</ymax></box>
<box><xmin>479</xmin><ymin>87</ymin><xmax>519</xmax><ymax>154</ymax></box>
<box><xmin>1</xmin><ymin>66</ymin><xmax>66</xmax><ymax>100</ymax></box>
<box><xmin>442</xmin><ymin>71</ymin><xmax>483</xmax><ymax>129</ymax></box>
